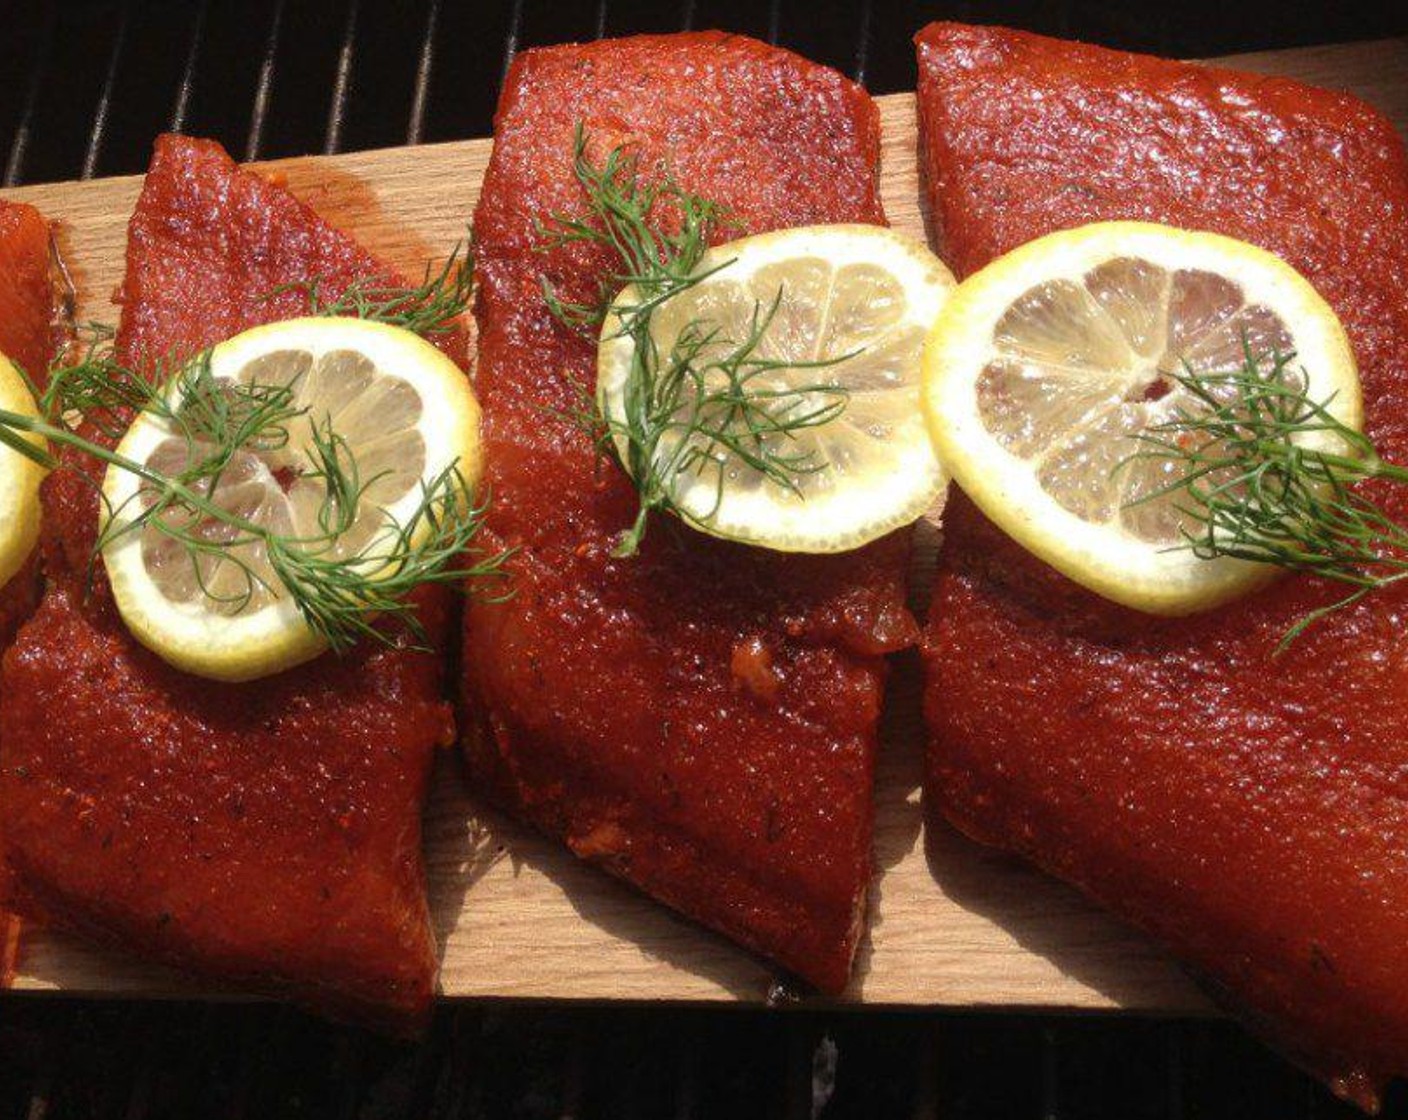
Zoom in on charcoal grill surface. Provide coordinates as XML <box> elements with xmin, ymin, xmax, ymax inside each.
<box><xmin>2</xmin><ymin>1</ymin><xmax>1408</xmax><ymax>1117</ymax></box>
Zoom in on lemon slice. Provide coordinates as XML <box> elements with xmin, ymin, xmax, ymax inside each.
<box><xmin>922</xmin><ymin>221</ymin><xmax>1360</xmax><ymax>614</ymax></box>
<box><xmin>0</xmin><ymin>353</ymin><xmax>45</xmax><ymax>593</ymax></box>
<box><xmin>597</xmin><ymin>224</ymin><xmax>955</xmax><ymax>552</ymax></box>
<box><xmin>103</xmin><ymin>317</ymin><xmax>481</xmax><ymax>682</ymax></box>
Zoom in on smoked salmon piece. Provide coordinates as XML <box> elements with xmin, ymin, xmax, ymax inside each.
<box><xmin>0</xmin><ymin>136</ymin><xmax>455</xmax><ymax>1030</ymax></box>
<box><xmin>917</xmin><ymin>23</ymin><xmax>1408</xmax><ymax>1107</ymax></box>
<box><xmin>0</xmin><ymin>198</ymin><xmax>60</xmax><ymax>986</ymax></box>
<box><xmin>464</xmin><ymin>32</ymin><xmax>913</xmax><ymax>993</ymax></box>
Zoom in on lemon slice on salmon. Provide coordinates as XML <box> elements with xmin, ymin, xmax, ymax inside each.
<box><xmin>102</xmin><ymin>317</ymin><xmax>481</xmax><ymax>682</ymax></box>
<box><xmin>922</xmin><ymin>221</ymin><xmax>1360</xmax><ymax>614</ymax></box>
<box><xmin>597</xmin><ymin>224</ymin><xmax>956</xmax><ymax>553</ymax></box>
<box><xmin>0</xmin><ymin>353</ymin><xmax>46</xmax><ymax>592</ymax></box>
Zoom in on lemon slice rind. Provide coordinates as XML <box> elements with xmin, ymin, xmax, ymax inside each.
<box><xmin>0</xmin><ymin>353</ymin><xmax>46</xmax><ymax>594</ymax></box>
<box><xmin>922</xmin><ymin>221</ymin><xmax>1360</xmax><ymax>615</ymax></box>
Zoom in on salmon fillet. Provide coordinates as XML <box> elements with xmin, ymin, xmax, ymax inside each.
<box><xmin>464</xmin><ymin>32</ymin><xmax>914</xmax><ymax>993</ymax></box>
<box><xmin>917</xmin><ymin>23</ymin><xmax>1408</xmax><ymax>1106</ymax></box>
<box><xmin>0</xmin><ymin>199</ymin><xmax>55</xmax><ymax>652</ymax></box>
<box><xmin>0</xmin><ymin>199</ymin><xmax>59</xmax><ymax>986</ymax></box>
<box><xmin>0</xmin><ymin>136</ymin><xmax>455</xmax><ymax>1030</ymax></box>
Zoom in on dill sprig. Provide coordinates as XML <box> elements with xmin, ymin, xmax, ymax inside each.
<box><xmin>538</xmin><ymin>125</ymin><xmax>850</xmax><ymax>557</ymax></box>
<box><xmin>268</xmin><ymin>244</ymin><xmax>473</xmax><ymax>338</ymax></box>
<box><xmin>1123</xmin><ymin>346</ymin><xmax>1408</xmax><ymax>647</ymax></box>
<box><xmin>0</xmin><ymin>259</ymin><xmax>506</xmax><ymax>658</ymax></box>
<box><xmin>35</xmin><ymin>247</ymin><xmax>474</xmax><ymax>429</ymax></box>
<box><xmin>536</xmin><ymin>128</ymin><xmax>732</xmax><ymax>334</ymax></box>
<box><xmin>30</xmin><ymin>323</ymin><xmax>149</xmax><ymax>440</ymax></box>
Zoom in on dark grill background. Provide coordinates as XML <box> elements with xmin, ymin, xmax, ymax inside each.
<box><xmin>1</xmin><ymin>0</ymin><xmax>1406</xmax><ymax>184</ymax></box>
<box><xmin>6</xmin><ymin>1000</ymin><xmax>1408</xmax><ymax>1120</ymax></box>
<box><xmin>2</xmin><ymin>1</ymin><xmax>1407</xmax><ymax>1117</ymax></box>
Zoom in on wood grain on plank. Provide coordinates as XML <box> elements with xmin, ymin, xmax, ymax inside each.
<box><xmin>2</xmin><ymin>38</ymin><xmax>1404</xmax><ymax>1011</ymax></box>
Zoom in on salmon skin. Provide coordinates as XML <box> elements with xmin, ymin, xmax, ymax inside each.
<box><xmin>465</xmin><ymin>31</ymin><xmax>915</xmax><ymax>993</ymax></box>
<box><xmin>0</xmin><ymin>199</ymin><xmax>60</xmax><ymax>986</ymax></box>
<box><xmin>916</xmin><ymin>23</ymin><xmax>1408</xmax><ymax>1108</ymax></box>
<box><xmin>0</xmin><ymin>136</ymin><xmax>455</xmax><ymax>1031</ymax></box>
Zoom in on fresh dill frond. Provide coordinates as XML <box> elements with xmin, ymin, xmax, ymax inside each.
<box><xmin>18</xmin><ymin>323</ymin><xmax>143</xmax><ymax>440</ymax></box>
<box><xmin>0</xmin><ymin>259</ymin><xmax>508</xmax><ymax>658</ymax></box>
<box><xmin>536</xmin><ymin>126</ymin><xmax>733</xmax><ymax>333</ymax></box>
<box><xmin>608</xmin><ymin>291</ymin><xmax>850</xmax><ymax>554</ymax></box>
<box><xmin>268</xmin><ymin>243</ymin><xmax>474</xmax><ymax>338</ymax></box>
<box><xmin>538</xmin><ymin>124</ymin><xmax>851</xmax><ymax>557</ymax></box>
<box><xmin>1122</xmin><ymin>345</ymin><xmax>1408</xmax><ymax>648</ymax></box>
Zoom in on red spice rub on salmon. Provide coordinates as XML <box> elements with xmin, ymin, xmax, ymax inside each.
<box><xmin>0</xmin><ymin>199</ymin><xmax>59</xmax><ymax>390</ymax></box>
<box><xmin>464</xmin><ymin>32</ymin><xmax>914</xmax><ymax>993</ymax></box>
<box><xmin>916</xmin><ymin>23</ymin><xmax>1408</xmax><ymax>1106</ymax></box>
<box><xmin>0</xmin><ymin>136</ymin><xmax>454</xmax><ymax>1030</ymax></box>
<box><xmin>0</xmin><ymin>199</ymin><xmax>60</xmax><ymax>986</ymax></box>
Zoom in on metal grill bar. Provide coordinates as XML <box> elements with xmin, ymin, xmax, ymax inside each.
<box><xmin>1040</xmin><ymin>1026</ymin><xmax>1060</xmax><ymax>1120</ymax></box>
<box><xmin>406</xmin><ymin>0</ymin><xmax>441</xmax><ymax>145</ymax></box>
<box><xmin>169</xmin><ymin>0</ymin><xmax>210</xmax><ymax>133</ymax></box>
<box><xmin>2</xmin><ymin>8</ymin><xmax>56</xmax><ymax>188</ymax></box>
<box><xmin>329</xmin><ymin>1029</ymin><xmax>364</xmax><ymax>1120</ymax></box>
<box><xmin>673</xmin><ymin>1034</ymin><xmax>700</xmax><ymax>1120</ymax></box>
<box><xmin>25</xmin><ymin>1024</ymin><xmax>57</xmax><ymax>1120</ymax></box>
<box><xmin>560</xmin><ymin>1023</ymin><xmax>587</xmax><ymax>1119</ymax></box>
<box><xmin>245</xmin><ymin>0</ymin><xmax>286</xmax><ymax>161</ymax></box>
<box><xmin>594</xmin><ymin>0</ymin><xmax>608</xmax><ymax>40</ymax></box>
<box><xmin>767</xmin><ymin>0</ymin><xmax>783</xmax><ymax>45</ymax></box>
<box><xmin>324</xmin><ymin>0</ymin><xmax>360</xmax><ymax>155</ymax></box>
<box><xmin>680</xmin><ymin>0</ymin><xmax>698</xmax><ymax>32</ymax></box>
<box><xmin>122</xmin><ymin>1027</ymin><xmax>158</xmax><ymax>1120</ymax></box>
<box><xmin>853</xmin><ymin>0</ymin><xmax>875</xmax><ymax>82</ymax></box>
<box><xmin>500</xmin><ymin>0</ymin><xmax>525</xmax><ymax>91</ymax></box>
<box><xmin>910</xmin><ymin>1022</ymin><xmax>940</xmax><ymax>1120</ymax></box>
<box><xmin>784</xmin><ymin>1027</ymin><xmax>815</xmax><ymax>1119</ymax></box>
<box><xmin>1167</xmin><ymin>1023</ymin><xmax>1186</xmax><ymax>1120</ymax></box>
<box><xmin>429</xmin><ymin>1012</ymin><xmax>473</xmax><ymax>1119</ymax></box>
<box><xmin>81</xmin><ymin>0</ymin><xmax>132</xmax><ymax>180</ymax></box>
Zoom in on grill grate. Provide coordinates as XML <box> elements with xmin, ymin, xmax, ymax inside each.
<box><xmin>0</xmin><ymin>998</ymin><xmax>1400</xmax><ymax>1120</ymax></box>
<box><xmin>245</xmin><ymin>0</ymin><xmax>285</xmax><ymax>161</ymax></box>
<box><xmin>3</xmin><ymin>1</ymin><xmax>1408</xmax><ymax>1116</ymax></box>
<box><xmin>2</xmin><ymin>0</ymin><xmax>1406</xmax><ymax>184</ymax></box>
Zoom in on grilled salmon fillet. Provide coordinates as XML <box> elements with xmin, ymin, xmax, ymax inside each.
<box><xmin>0</xmin><ymin>136</ymin><xmax>455</xmax><ymax>1030</ymax></box>
<box><xmin>464</xmin><ymin>31</ymin><xmax>914</xmax><ymax>993</ymax></box>
<box><xmin>0</xmin><ymin>198</ymin><xmax>60</xmax><ymax>986</ymax></box>
<box><xmin>916</xmin><ymin>23</ymin><xmax>1408</xmax><ymax>1107</ymax></box>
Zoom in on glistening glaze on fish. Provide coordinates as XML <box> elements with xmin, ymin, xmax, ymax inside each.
<box><xmin>916</xmin><ymin>22</ymin><xmax>1408</xmax><ymax>1109</ymax></box>
<box><xmin>464</xmin><ymin>32</ymin><xmax>915</xmax><ymax>993</ymax></box>
<box><xmin>0</xmin><ymin>137</ymin><xmax>455</xmax><ymax>1030</ymax></box>
<box><xmin>0</xmin><ymin>198</ymin><xmax>60</xmax><ymax>984</ymax></box>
